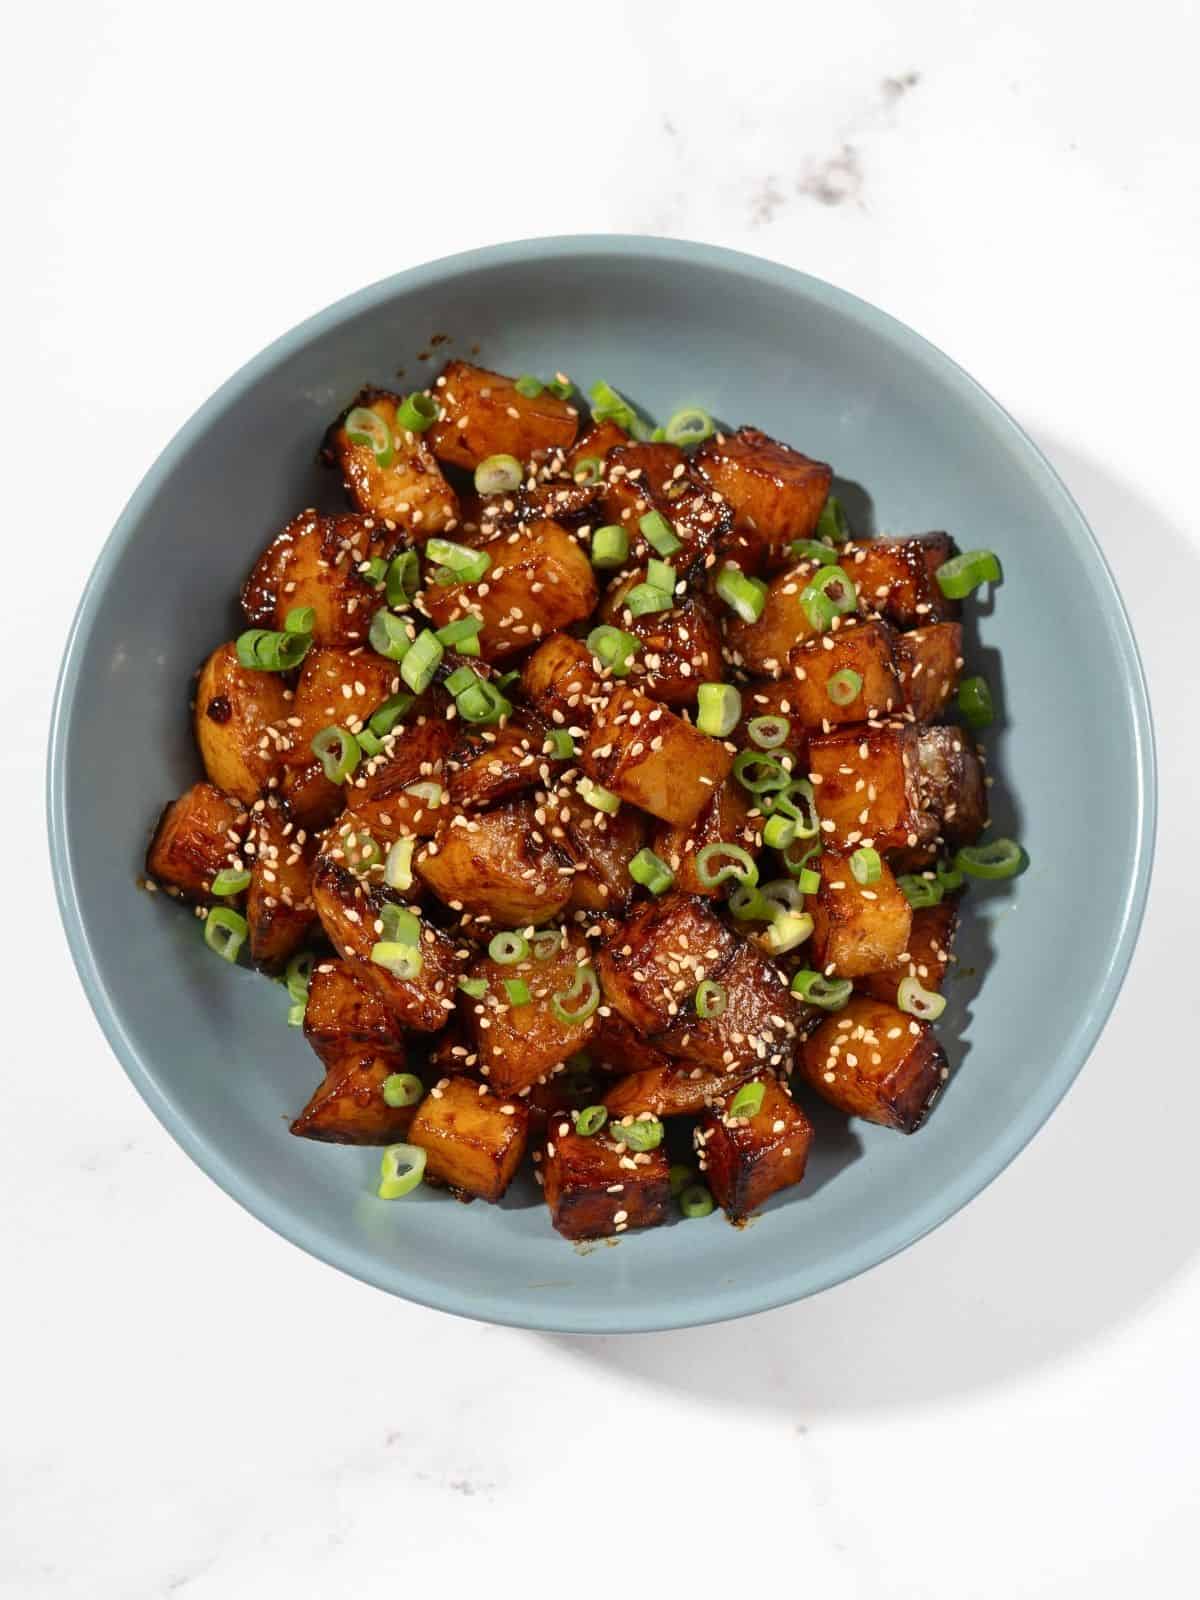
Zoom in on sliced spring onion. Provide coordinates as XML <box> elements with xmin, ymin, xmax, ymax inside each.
<box><xmin>576</xmin><ymin>1104</ymin><xmax>608</xmax><ymax>1137</ymax></box>
<box><xmin>369</xmin><ymin>608</ymin><xmax>413</xmax><ymax>661</ymax></box>
<box><xmin>790</xmin><ymin>969</ymin><xmax>852</xmax><ymax>1010</ymax></box>
<box><xmin>531</xmin><ymin>928</ymin><xmax>563</xmax><ymax>960</ymax></box>
<box><xmin>382</xmin><ymin>1072</ymin><xmax>423</xmax><ymax>1108</ymax></box>
<box><xmin>816</xmin><ymin>494</ymin><xmax>849</xmax><ymax>544</ymax></box>
<box><xmin>504</xmin><ymin>977</ymin><xmax>532</xmax><ymax>1006</ymax></box>
<box><xmin>766</xmin><ymin>778</ymin><xmax>819</xmax><ymax>839</ymax></box>
<box><xmin>827</xmin><ymin>667</ymin><xmax>863</xmax><ymax>706</ymax></box>
<box><xmin>679</xmin><ymin>1183</ymin><xmax>715</xmax><ymax>1219</ymax></box>
<box><xmin>285</xmin><ymin>951</ymin><xmax>314</xmax><ymax>1003</ymax></box>
<box><xmin>399</xmin><ymin>630</ymin><xmax>443</xmax><ymax>693</ymax></box>
<box><xmin>608</xmin><ymin>1115</ymin><xmax>664</xmax><ymax>1151</ymax></box>
<box><xmin>797</xmin><ymin>867</ymin><xmax>822</xmax><ymax>895</ymax></box>
<box><xmin>587</xmin><ymin>624</ymin><xmax>640</xmax><ymax>677</ymax></box>
<box><xmin>435</xmin><ymin>616</ymin><xmax>483</xmax><ymax>654</ymax></box>
<box><xmin>455</xmin><ymin>677</ymin><xmax>511</xmax><ymax>724</ymax></box>
<box><xmin>284</xmin><ymin>605</ymin><xmax>316</xmax><ymax>635</ymax></box>
<box><xmin>377</xmin><ymin>1142</ymin><xmax>426</xmax><ymax>1199</ymax></box>
<box><xmin>716</xmin><ymin>564</ymin><xmax>767</xmax><ymax>623</ymax></box>
<box><xmin>543</xmin><ymin>729</ymin><xmax>576</xmax><ymax>760</ymax></box>
<box><xmin>513</xmin><ymin>374</ymin><xmax>544</xmax><ymax>398</ymax></box>
<box><xmin>897</xmin><ymin>874</ymin><xmax>943</xmax><ymax>909</ymax></box>
<box><xmin>488</xmin><ymin>931</ymin><xmax>530</xmax><ymax>965</ymax></box>
<box><xmin>762</xmin><ymin>813</ymin><xmax>796</xmax><ymax>850</ymax></box>
<box><xmin>760</xmin><ymin>878</ymin><xmax>804</xmax><ymax>915</ymax></box>
<box><xmin>395</xmin><ymin>392</ymin><xmax>438</xmax><ymax>433</ymax></box>
<box><xmin>759</xmin><ymin>909</ymin><xmax>813</xmax><ymax>953</ymax></box>
<box><xmin>695</xmin><ymin>842</ymin><xmax>759</xmax><ymax>889</ymax></box>
<box><xmin>444</xmin><ymin>665</ymin><xmax>479</xmax><ymax>696</ymax></box>
<box><xmin>639</xmin><ymin>509</ymin><xmax>682</xmax><ymax>557</ymax></box>
<box><xmin>458</xmin><ymin>976</ymin><xmax>488</xmax><ymax>999</ymax></box>
<box><xmin>385</xmin><ymin>550</ymin><xmax>420</xmax><ymax>609</ymax></box>
<box><xmin>404</xmin><ymin>780</ymin><xmax>444</xmax><ymax>810</ymax></box>
<box><xmin>379</xmin><ymin>903</ymin><xmax>420</xmax><ymax>946</ymax></box>
<box><xmin>748</xmin><ymin>714</ymin><xmax>790</xmax><ymax>749</ymax></box>
<box><xmin>729</xmin><ymin>1081</ymin><xmax>765</xmax><ymax>1119</ymax></box>
<box><xmin>781</xmin><ymin>837</ymin><xmax>822</xmax><ymax>878</ymax></box>
<box><xmin>358</xmin><ymin>557</ymin><xmax>388</xmax><ymax>589</ymax></box>
<box><xmin>958</xmin><ymin>674</ymin><xmax>994</xmax><ymax>728</ymax></box>
<box><xmin>311</xmin><ymin>725</ymin><xmax>360</xmax><ymax>783</ymax></box>
<box><xmin>384</xmin><ymin>837</ymin><xmax>415</xmax><ymax>892</ymax></box>
<box><xmin>235</xmin><ymin>627</ymin><xmax>311</xmax><ymax>672</ymax></box>
<box><xmin>211</xmin><ymin>867</ymin><xmax>250</xmax><ymax>897</ymax></box>
<box><xmin>800</xmin><ymin>565</ymin><xmax>857</xmax><ymax>632</ymax></box>
<box><xmin>897</xmin><ymin>975</ymin><xmax>947</xmax><ymax>1021</ymax></box>
<box><xmin>696</xmin><ymin>683</ymin><xmax>741</xmax><ymax>738</ymax></box>
<box><xmin>588</xmin><ymin>379</ymin><xmax>650</xmax><ymax>439</ymax></box>
<box><xmin>572</xmin><ymin>455</ymin><xmax>605</xmax><ymax>486</ymax></box>
<box><xmin>547</xmin><ymin>375</ymin><xmax>574</xmax><ymax>400</ymax></box>
<box><xmin>370</xmin><ymin>941</ymin><xmax>423</xmax><ymax>980</ymax></box>
<box><xmin>344</xmin><ymin>406</ymin><xmax>394</xmax><ymax>465</ymax></box>
<box><xmin>850</xmin><ymin>846</ymin><xmax>882</xmax><ymax>885</ymax></box>
<box><xmin>732</xmin><ymin>749</ymin><xmax>791</xmax><ymax>795</ymax></box>
<box><xmin>787</xmin><ymin>538</ymin><xmax>838</xmax><ymax>564</ymax></box>
<box><xmin>669</xmin><ymin>1162</ymin><xmax>696</xmax><ymax>1196</ymax></box>
<box><xmin>663</xmin><ymin>406</ymin><xmax>715</xmax><ymax>446</ymax></box>
<box><xmin>550</xmin><ymin>964</ymin><xmax>600</xmax><ymax>1027</ymax></box>
<box><xmin>204</xmin><ymin>906</ymin><xmax>247</xmax><ymax>962</ymax></box>
<box><xmin>695</xmin><ymin>979</ymin><xmax>727</xmax><ymax>1019</ymax></box>
<box><xmin>728</xmin><ymin>885</ymin><xmax>775</xmax><ymax>921</ymax></box>
<box><xmin>345</xmin><ymin>831</ymin><xmax>382</xmax><ymax>874</ymax></box>
<box><xmin>650</xmin><ymin>427</ymin><xmax>667</xmax><ymax>442</ymax></box>
<box><xmin>578</xmin><ymin>777</ymin><xmax>621</xmax><ymax>815</ymax></box>
<box><xmin>954</xmin><ymin>838</ymin><xmax>1024</xmax><ymax>879</ymax></box>
<box><xmin>646</xmin><ymin>556</ymin><xmax>677</xmax><ymax>593</ymax></box>
<box><xmin>357</xmin><ymin>728</ymin><xmax>382</xmax><ymax>758</ymax></box>
<box><xmin>474</xmin><ymin>453</ymin><xmax>523</xmax><ymax>495</ymax></box>
<box><xmin>590</xmin><ymin>524</ymin><xmax>629</xmax><ymax>569</ymax></box>
<box><xmin>287</xmin><ymin>1001</ymin><xmax>305</xmax><ymax>1027</ymax></box>
<box><xmin>624</xmin><ymin>581</ymin><xmax>673</xmax><ymax>617</ymax></box>
<box><xmin>937</xmin><ymin>549</ymin><xmax>1002</xmax><ymax>600</ymax></box>
<box><xmin>370</xmin><ymin>692</ymin><xmax>415</xmax><ymax>736</ymax></box>
<box><xmin>937</xmin><ymin>859</ymin><xmax>965</xmax><ymax>894</ymax></box>
<box><xmin>628</xmin><ymin>848</ymin><xmax>675</xmax><ymax>896</ymax></box>
<box><xmin>424</xmin><ymin>537</ymin><xmax>491</xmax><ymax>584</ymax></box>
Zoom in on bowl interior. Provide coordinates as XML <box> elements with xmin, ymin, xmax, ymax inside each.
<box><xmin>49</xmin><ymin>239</ymin><xmax>1153</xmax><ymax>1332</ymax></box>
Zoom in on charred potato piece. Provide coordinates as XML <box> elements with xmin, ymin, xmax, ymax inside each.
<box><xmin>241</xmin><ymin>510</ymin><xmax>398</xmax><ymax>646</ymax></box>
<box><xmin>567</xmin><ymin>420</ymin><xmax>629</xmax><ymax>472</ymax></box>
<box><xmin>592</xmin><ymin>1012</ymin><xmax>680</xmax><ymax>1077</ymax></box>
<box><xmin>324</xmin><ymin>390</ymin><xmax>459</xmax><ymax>535</ymax></box>
<box><xmin>600</xmin><ymin>443</ymin><xmax>730</xmax><ymax>573</ymax></box>
<box><xmin>582</xmin><ymin>685</ymin><xmax>733</xmax><ymax>828</ymax></box>
<box><xmin>547</xmin><ymin>784</ymin><xmax>648</xmax><ymax>915</ymax></box>
<box><xmin>311</xmin><ymin>857</ymin><xmax>465</xmax><ymax>1031</ymax></box>
<box><xmin>653</xmin><ymin>938</ymin><xmax>795</xmax><ymax>1072</ymax></box>
<box><xmin>696</xmin><ymin>1076</ymin><xmax>814</xmax><ymax>1220</ymax></box>
<box><xmin>520</xmin><ymin>633</ymin><xmax>606</xmax><ymax>733</ymax></box>
<box><xmin>798</xmin><ymin>996</ymin><xmax>949</xmax><ymax>1132</ymax></box>
<box><xmin>245</xmin><ymin>798</ymin><xmax>317</xmax><ymax>971</ymax></box>
<box><xmin>694</xmin><ymin>427</ymin><xmax>832</xmax><ymax>570</ymax></box>
<box><xmin>604</xmin><ymin>1059</ymin><xmax>754</xmax><ymax>1118</ymax></box>
<box><xmin>408</xmin><ymin>1075</ymin><xmax>530</xmax><ymax>1202</ymax></box>
<box><xmin>280</xmin><ymin>758</ymin><xmax>343</xmax><ymax>832</ymax></box>
<box><xmin>857</xmin><ymin>900</ymin><xmax>959</xmax><ymax>1004</ymax></box>
<box><xmin>420</xmin><ymin>519</ymin><xmax>597</xmax><ymax>663</ymax></box>
<box><xmin>807</xmin><ymin>850</ymin><xmax>912</xmax><ymax>979</ymax></box>
<box><xmin>417</xmin><ymin>798</ymin><xmax>573</xmax><ymax>925</ymax></box>
<box><xmin>787</xmin><ymin>618</ymin><xmax>902</xmax><ymax>728</ymax></box>
<box><xmin>541</xmin><ymin>1120</ymin><xmax>671</xmax><ymax>1240</ymax></box>
<box><xmin>733</xmin><ymin>682</ymin><xmax>811</xmax><ymax>768</ymax></box>
<box><xmin>194</xmin><ymin>642</ymin><xmax>291</xmax><ymax>804</ymax></box>
<box><xmin>724</xmin><ymin>557</ymin><xmax>859</xmax><ymax>678</ymax></box>
<box><xmin>597</xmin><ymin>892</ymin><xmax>737</xmax><ymax>1035</ymax></box>
<box><xmin>916</xmin><ymin>727</ymin><xmax>988</xmax><ymax>846</ymax></box>
<box><xmin>460</xmin><ymin>932</ymin><xmax>599</xmax><ymax>1095</ymax></box>
<box><xmin>844</xmin><ymin>535</ymin><xmax>959</xmax><ymax>628</ymax></box>
<box><xmin>598</xmin><ymin>583</ymin><xmax>724</xmax><ymax>707</ymax></box>
<box><xmin>652</xmin><ymin>779</ymin><xmax>761</xmax><ymax>898</ymax></box>
<box><xmin>288</xmin><ymin>646</ymin><xmax>403</xmax><ymax>757</ymax></box>
<box><xmin>344</xmin><ymin>706</ymin><xmax>456</xmax><ymax>843</ymax></box>
<box><xmin>303</xmin><ymin>959</ymin><xmax>407</xmax><ymax>1068</ymax></box>
<box><xmin>894</xmin><ymin>622</ymin><xmax>963</xmax><ymax>722</ymax></box>
<box><xmin>146</xmin><ymin>783</ymin><xmax>247</xmax><ymax>902</ymax></box>
<box><xmin>290</xmin><ymin>1045</ymin><xmax>416</xmax><ymax>1145</ymax></box>
<box><xmin>446</xmin><ymin>722</ymin><xmax>557</xmax><ymax>811</ymax></box>
<box><xmin>427</xmin><ymin>361</ymin><xmax>578</xmax><ymax>469</ymax></box>
<box><xmin>808</xmin><ymin>723</ymin><xmax>930</xmax><ymax>853</ymax></box>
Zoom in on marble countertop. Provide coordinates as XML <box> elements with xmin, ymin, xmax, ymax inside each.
<box><xmin>7</xmin><ymin>2</ymin><xmax>1199</xmax><ymax>1595</ymax></box>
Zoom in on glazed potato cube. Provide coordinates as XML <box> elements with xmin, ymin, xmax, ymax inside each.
<box><xmin>323</xmin><ymin>390</ymin><xmax>459</xmax><ymax>536</ymax></box>
<box><xmin>420</xmin><ymin>520</ymin><xmax>597</xmax><ymax>663</ymax></box>
<box><xmin>733</xmin><ymin>682</ymin><xmax>811</xmax><ymax>769</ymax></box>
<box><xmin>724</xmin><ymin>558</ymin><xmax>859</xmax><ymax>678</ymax></box>
<box><xmin>788</xmin><ymin>618</ymin><xmax>902</xmax><ymax>728</ymax></box>
<box><xmin>893</xmin><ymin>621</ymin><xmax>963</xmax><ymax>722</ymax></box>
<box><xmin>651</xmin><ymin>779</ymin><xmax>761</xmax><ymax>897</ymax></box>
<box><xmin>798</xmin><ymin>996</ymin><xmax>949</xmax><ymax>1132</ymax></box>
<box><xmin>592</xmin><ymin>1013</ymin><xmax>681</xmax><ymax>1077</ymax></box>
<box><xmin>916</xmin><ymin>727</ymin><xmax>988</xmax><ymax>845</ymax></box>
<box><xmin>303</xmin><ymin>959</ymin><xmax>407</xmax><ymax>1068</ymax></box>
<box><xmin>541</xmin><ymin>1121</ymin><xmax>671</xmax><ymax>1240</ymax></box>
<box><xmin>280</xmin><ymin>758</ymin><xmax>343</xmax><ymax>832</ymax></box>
<box><xmin>808</xmin><ymin>723</ymin><xmax>931</xmax><ymax>852</ymax></box>
<box><xmin>582</xmin><ymin>685</ymin><xmax>733</xmax><ymax>827</ymax></box>
<box><xmin>694</xmin><ymin>427</ymin><xmax>833</xmax><ymax>570</ymax></box>
<box><xmin>427</xmin><ymin>361</ymin><xmax>578</xmax><ymax>469</ymax></box>
<box><xmin>696</xmin><ymin>1076</ymin><xmax>814</xmax><ymax>1221</ymax></box>
<box><xmin>245</xmin><ymin>798</ymin><xmax>317</xmax><ymax>971</ymax></box>
<box><xmin>807</xmin><ymin>850</ymin><xmax>912</xmax><ymax>979</ymax></box>
<box><xmin>241</xmin><ymin>511</ymin><xmax>398</xmax><ymax>647</ymax></box>
<box><xmin>604</xmin><ymin>1060</ymin><xmax>754</xmax><ymax>1118</ymax></box>
<box><xmin>547</xmin><ymin>785</ymin><xmax>648</xmax><ymax>915</ymax></box>
<box><xmin>287</xmin><ymin>646</ymin><xmax>404</xmax><ymax>759</ymax></box>
<box><xmin>858</xmin><ymin>900</ymin><xmax>959</xmax><ymax>1005</ymax></box>
<box><xmin>446</xmin><ymin>722</ymin><xmax>557</xmax><ymax>811</ymax></box>
<box><xmin>598</xmin><ymin>584</ymin><xmax>724</xmax><ymax>707</ymax></box>
<box><xmin>408</xmin><ymin>1074</ymin><xmax>530</xmax><ymax>1202</ymax></box>
<box><xmin>460</xmin><ymin>932</ymin><xmax>599</xmax><ymax>1095</ymax></box>
<box><xmin>194</xmin><ymin>642</ymin><xmax>291</xmax><ymax>804</ymax></box>
<box><xmin>290</xmin><ymin>1045</ymin><xmax>417</xmax><ymax>1145</ymax></box>
<box><xmin>567</xmin><ymin>420</ymin><xmax>629</xmax><ymax>471</ymax></box>
<box><xmin>843</xmin><ymin>535</ymin><xmax>958</xmax><ymax>628</ymax></box>
<box><xmin>653</xmin><ymin>938</ymin><xmax>795</xmax><ymax>1072</ymax></box>
<box><xmin>509</xmin><ymin>479</ymin><xmax>600</xmax><ymax>528</ymax></box>
<box><xmin>417</xmin><ymin>798</ymin><xmax>573</xmax><ymax>925</ymax></box>
<box><xmin>600</xmin><ymin>444</ymin><xmax>732</xmax><ymax>575</ymax></box>
<box><xmin>520</xmin><ymin>633</ymin><xmax>606</xmax><ymax>732</ymax></box>
<box><xmin>146</xmin><ymin>783</ymin><xmax>247</xmax><ymax>902</ymax></box>
<box><xmin>311</xmin><ymin>857</ymin><xmax>465</xmax><ymax>1031</ymax></box>
<box><xmin>597</xmin><ymin>892</ymin><xmax>737</xmax><ymax>1035</ymax></box>
<box><xmin>344</xmin><ymin>705</ymin><xmax>456</xmax><ymax>843</ymax></box>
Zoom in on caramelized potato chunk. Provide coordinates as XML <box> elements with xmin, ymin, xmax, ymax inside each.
<box><xmin>582</xmin><ymin>685</ymin><xmax>733</xmax><ymax>828</ymax></box>
<box><xmin>696</xmin><ymin>1076</ymin><xmax>814</xmax><ymax>1221</ymax></box>
<box><xmin>694</xmin><ymin>428</ymin><xmax>832</xmax><ymax>566</ymax></box>
<box><xmin>725</xmin><ymin>557</ymin><xmax>859</xmax><ymax>678</ymax></box>
<box><xmin>343</xmin><ymin>706</ymin><xmax>456</xmax><ymax>843</ymax></box>
<box><xmin>303</xmin><ymin>959</ymin><xmax>407</xmax><ymax>1067</ymax></box>
<box><xmin>599</xmin><ymin>441</ymin><xmax>689</xmax><ymax>528</ymax></box>
<box><xmin>807</xmin><ymin>850</ymin><xmax>912</xmax><ymax>979</ymax></box>
<box><xmin>597</xmin><ymin>892</ymin><xmax>736</xmax><ymax>1034</ymax></box>
<box><xmin>520</xmin><ymin>633</ymin><xmax>606</xmax><ymax>731</ymax></box>
<box><xmin>288</xmin><ymin>647</ymin><xmax>403</xmax><ymax>766</ymax></box>
<box><xmin>592</xmin><ymin>1013</ymin><xmax>681</xmax><ymax>1077</ymax></box>
<box><xmin>290</xmin><ymin>1045</ymin><xmax>416</xmax><ymax>1145</ymax></box>
<box><xmin>598</xmin><ymin>584</ymin><xmax>724</xmax><ymax>707</ymax></box>
<box><xmin>653</xmin><ymin>938</ymin><xmax>794</xmax><ymax>1072</ymax></box>
<box><xmin>420</xmin><ymin>520</ymin><xmax>597</xmax><ymax>663</ymax></box>
<box><xmin>417</xmin><ymin>799</ymin><xmax>573</xmax><ymax>925</ymax></box>
<box><xmin>446</xmin><ymin>722</ymin><xmax>556</xmax><ymax>811</ymax></box>
<box><xmin>652</xmin><ymin>779</ymin><xmax>761</xmax><ymax>897</ymax></box>
<box><xmin>858</xmin><ymin>900</ymin><xmax>959</xmax><ymax>1004</ymax></box>
<box><xmin>894</xmin><ymin>621</ymin><xmax>963</xmax><ymax>721</ymax></box>
<box><xmin>798</xmin><ymin>996</ymin><xmax>949</xmax><ymax>1132</ymax></box>
<box><xmin>916</xmin><ymin>727</ymin><xmax>988</xmax><ymax>846</ymax></box>
<box><xmin>245</xmin><ymin>797</ymin><xmax>317</xmax><ymax>971</ymax></box>
<box><xmin>547</xmin><ymin>785</ymin><xmax>648</xmax><ymax>915</ymax></box>
<box><xmin>408</xmin><ymin>1075</ymin><xmax>530</xmax><ymax>1202</ymax></box>
<box><xmin>567</xmin><ymin>420</ymin><xmax>629</xmax><ymax>472</ymax></box>
<box><xmin>241</xmin><ymin>510</ymin><xmax>398</xmax><ymax>646</ymax></box>
<box><xmin>427</xmin><ymin>361</ymin><xmax>578</xmax><ymax>469</ymax></box>
<box><xmin>280</xmin><ymin>759</ymin><xmax>342</xmax><ymax>832</ymax></box>
<box><xmin>604</xmin><ymin>1060</ymin><xmax>754</xmax><ymax>1118</ymax></box>
<box><xmin>541</xmin><ymin>1120</ymin><xmax>671</xmax><ymax>1240</ymax></box>
<box><xmin>194</xmin><ymin>642</ymin><xmax>291</xmax><ymax>804</ymax></box>
<box><xmin>460</xmin><ymin>931</ymin><xmax>599</xmax><ymax>1094</ymax></box>
<box><xmin>843</xmin><ymin>535</ymin><xmax>958</xmax><ymax>628</ymax></box>
<box><xmin>324</xmin><ymin>390</ymin><xmax>459</xmax><ymax>535</ymax></box>
<box><xmin>146</xmin><ymin>783</ymin><xmax>247</xmax><ymax>902</ymax></box>
<box><xmin>787</xmin><ymin>618</ymin><xmax>902</xmax><ymax>727</ymax></box>
<box><xmin>732</xmin><ymin>682</ymin><xmax>811</xmax><ymax>769</ymax></box>
<box><xmin>808</xmin><ymin>724</ymin><xmax>929</xmax><ymax>852</ymax></box>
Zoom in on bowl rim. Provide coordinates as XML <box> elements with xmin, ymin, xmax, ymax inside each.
<box><xmin>46</xmin><ymin>234</ymin><xmax>1157</xmax><ymax>1333</ymax></box>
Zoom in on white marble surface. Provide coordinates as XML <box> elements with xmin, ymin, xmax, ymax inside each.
<box><xmin>6</xmin><ymin>1</ymin><xmax>1200</xmax><ymax>1594</ymax></box>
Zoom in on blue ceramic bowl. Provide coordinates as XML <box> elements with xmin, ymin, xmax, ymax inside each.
<box><xmin>48</xmin><ymin>237</ymin><xmax>1154</xmax><ymax>1332</ymax></box>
